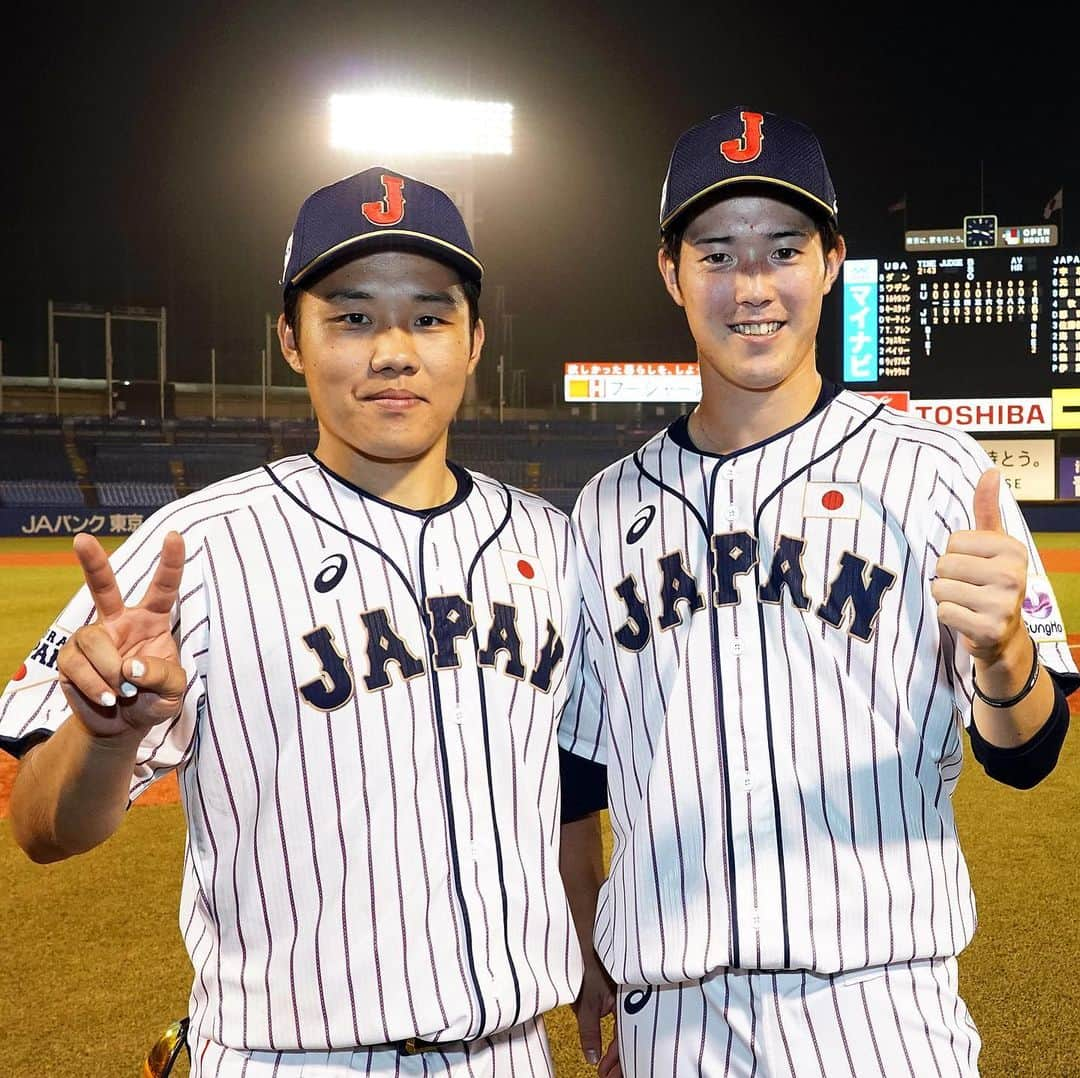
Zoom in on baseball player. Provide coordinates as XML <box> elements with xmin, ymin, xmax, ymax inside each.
<box><xmin>559</xmin><ymin>107</ymin><xmax>1079</xmax><ymax>1076</ymax></box>
<box><xmin>3</xmin><ymin>167</ymin><xmax>589</xmax><ymax>1076</ymax></box>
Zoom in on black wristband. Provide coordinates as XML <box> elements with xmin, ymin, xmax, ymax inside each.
<box><xmin>972</xmin><ymin>637</ymin><xmax>1040</xmax><ymax>709</ymax></box>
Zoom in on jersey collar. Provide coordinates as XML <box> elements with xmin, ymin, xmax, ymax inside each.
<box><xmin>666</xmin><ymin>376</ymin><xmax>843</xmax><ymax>463</ymax></box>
<box><xmin>308</xmin><ymin>453</ymin><xmax>475</xmax><ymax>518</ymax></box>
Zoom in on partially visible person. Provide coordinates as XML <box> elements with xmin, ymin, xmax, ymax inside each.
<box><xmin>560</xmin><ymin>106</ymin><xmax>1078</xmax><ymax>1077</ymax></box>
<box><xmin>4</xmin><ymin>166</ymin><xmax>592</xmax><ymax>1077</ymax></box>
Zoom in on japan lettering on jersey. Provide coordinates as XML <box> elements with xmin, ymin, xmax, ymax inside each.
<box><xmin>0</xmin><ymin>455</ymin><xmax>585</xmax><ymax>1052</ymax></box>
<box><xmin>559</xmin><ymin>389</ymin><xmax>1078</xmax><ymax>988</ymax></box>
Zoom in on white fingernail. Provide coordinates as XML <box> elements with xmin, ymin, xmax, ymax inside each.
<box><xmin>130</xmin><ymin>659</ymin><xmax>146</xmax><ymax>678</ymax></box>
<box><xmin>120</xmin><ymin>681</ymin><xmax>138</xmax><ymax>698</ymax></box>
<box><xmin>100</xmin><ymin>691</ymin><xmax>116</xmax><ymax>707</ymax></box>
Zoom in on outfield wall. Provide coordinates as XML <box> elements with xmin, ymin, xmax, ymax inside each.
<box><xmin>0</xmin><ymin>507</ymin><xmax>157</xmax><ymax>537</ymax></box>
<box><xmin>1</xmin><ymin>502</ymin><xmax>1076</xmax><ymax>537</ymax></box>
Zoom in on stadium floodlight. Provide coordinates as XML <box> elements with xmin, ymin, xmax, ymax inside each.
<box><xmin>329</xmin><ymin>92</ymin><xmax>513</xmax><ymax>156</ymax></box>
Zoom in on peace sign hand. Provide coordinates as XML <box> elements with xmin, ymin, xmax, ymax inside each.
<box><xmin>56</xmin><ymin>531</ymin><xmax>189</xmax><ymax>738</ymax></box>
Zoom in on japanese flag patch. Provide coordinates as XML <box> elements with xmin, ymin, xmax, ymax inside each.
<box><xmin>5</xmin><ymin>622</ymin><xmax>75</xmax><ymax>694</ymax></box>
<box><xmin>803</xmin><ymin>482</ymin><xmax>863</xmax><ymax>520</ymax></box>
<box><xmin>500</xmin><ymin>549</ymin><xmax>549</xmax><ymax>590</ymax></box>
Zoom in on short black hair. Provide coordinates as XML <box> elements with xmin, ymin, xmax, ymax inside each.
<box><xmin>660</xmin><ymin>186</ymin><xmax>841</xmax><ymax>277</ymax></box>
<box><xmin>283</xmin><ymin>275</ymin><xmax>481</xmax><ymax>347</ymax></box>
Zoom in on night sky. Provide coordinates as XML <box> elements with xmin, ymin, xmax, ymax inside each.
<box><xmin>3</xmin><ymin>1</ymin><xmax>1077</xmax><ymax>402</ymax></box>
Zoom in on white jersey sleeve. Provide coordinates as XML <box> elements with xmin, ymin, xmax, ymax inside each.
<box><xmin>557</xmin><ymin>498</ymin><xmax>608</xmax><ymax>765</ymax></box>
<box><xmin>933</xmin><ymin>434</ymin><xmax>1079</xmax><ymax>718</ymax></box>
<box><xmin>0</xmin><ymin>505</ymin><xmax>209</xmax><ymax>802</ymax></box>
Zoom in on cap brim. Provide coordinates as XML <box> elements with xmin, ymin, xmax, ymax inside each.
<box><xmin>661</xmin><ymin>176</ymin><xmax>836</xmax><ymax>231</ymax></box>
<box><xmin>288</xmin><ymin>229</ymin><xmax>483</xmax><ymax>290</ymax></box>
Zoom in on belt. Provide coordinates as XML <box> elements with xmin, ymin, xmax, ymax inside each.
<box><xmin>370</xmin><ymin>1036</ymin><xmax>467</xmax><ymax>1056</ymax></box>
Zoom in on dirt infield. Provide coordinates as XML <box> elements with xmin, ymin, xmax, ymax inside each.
<box><xmin>5</xmin><ymin>548</ymin><xmax>1080</xmax><ymax>570</ymax></box>
<box><xmin>1045</xmin><ymin>550</ymin><xmax>1080</xmax><ymax>572</ymax></box>
<box><xmin>0</xmin><ymin>756</ymin><xmax>177</xmax><ymax>817</ymax></box>
<box><xmin>0</xmin><ymin>551</ymin><xmax>84</xmax><ymax>567</ymax></box>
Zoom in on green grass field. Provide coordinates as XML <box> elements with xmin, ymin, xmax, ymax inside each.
<box><xmin>0</xmin><ymin>535</ymin><xmax>1077</xmax><ymax>1077</ymax></box>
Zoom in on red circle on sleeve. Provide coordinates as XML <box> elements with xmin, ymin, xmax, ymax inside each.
<box><xmin>516</xmin><ymin>559</ymin><xmax>536</xmax><ymax>579</ymax></box>
<box><xmin>821</xmin><ymin>490</ymin><xmax>844</xmax><ymax>511</ymax></box>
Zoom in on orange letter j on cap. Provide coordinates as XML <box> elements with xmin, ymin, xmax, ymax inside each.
<box><xmin>361</xmin><ymin>175</ymin><xmax>406</xmax><ymax>226</ymax></box>
<box><xmin>720</xmin><ymin>112</ymin><xmax>764</xmax><ymax>164</ymax></box>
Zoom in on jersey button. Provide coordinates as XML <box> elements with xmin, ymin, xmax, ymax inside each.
<box><xmin>732</xmin><ymin>640</ymin><xmax>743</xmax><ymax>656</ymax></box>
<box><xmin>719</xmin><ymin>461</ymin><xmax>736</xmax><ymax>479</ymax></box>
<box><xmin>725</xmin><ymin>506</ymin><xmax>738</xmax><ymax>522</ymax></box>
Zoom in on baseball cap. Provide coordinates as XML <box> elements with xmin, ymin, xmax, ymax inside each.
<box><xmin>659</xmin><ymin>106</ymin><xmax>838</xmax><ymax>232</ymax></box>
<box><xmin>281</xmin><ymin>166</ymin><xmax>483</xmax><ymax>296</ymax></box>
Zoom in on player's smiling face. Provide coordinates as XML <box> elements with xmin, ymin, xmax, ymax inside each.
<box><xmin>279</xmin><ymin>250</ymin><xmax>483</xmax><ymax>482</ymax></box>
<box><xmin>659</xmin><ymin>194</ymin><xmax>844</xmax><ymax>395</ymax></box>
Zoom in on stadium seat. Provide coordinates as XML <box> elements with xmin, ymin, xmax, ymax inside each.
<box><xmin>0</xmin><ymin>480</ymin><xmax>85</xmax><ymax>507</ymax></box>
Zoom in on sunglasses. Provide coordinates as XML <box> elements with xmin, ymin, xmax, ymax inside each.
<box><xmin>141</xmin><ymin>1017</ymin><xmax>190</xmax><ymax>1078</ymax></box>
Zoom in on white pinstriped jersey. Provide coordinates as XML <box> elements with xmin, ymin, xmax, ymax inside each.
<box><xmin>0</xmin><ymin>454</ymin><xmax>584</xmax><ymax>1051</ymax></box>
<box><xmin>560</xmin><ymin>387</ymin><xmax>1078</xmax><ymax>987</ymax></box>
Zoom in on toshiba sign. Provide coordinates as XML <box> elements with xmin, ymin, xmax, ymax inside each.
<box><xmin>909</xmin><ymin>398</ymin><xmax>1052</xmax><ymax>432</ymax></box>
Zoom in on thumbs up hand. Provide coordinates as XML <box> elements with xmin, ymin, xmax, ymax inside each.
<box><xmin>932</xmin><ymin>469</ymin><xmax>1029</xmax><ymax>664</ymax></box>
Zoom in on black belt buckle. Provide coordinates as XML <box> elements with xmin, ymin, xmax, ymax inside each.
<box><xmin>399</xmin><ymin>1037</ymin><xmax>448</xmax><ymax>1055</ymax></box>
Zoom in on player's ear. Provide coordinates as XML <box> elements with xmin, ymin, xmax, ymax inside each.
<box><xmin>278</xmin><ymin>312</ymin><xmax>303</xmax><ymax>374</ymax></box>
<box><xmin>658</xmin><ymin>247</ymin><xmax>686</xmax><ymax>308</ymax></box>
<box><xmin>821</xmin><ymin>234</ymin><xmax>846</xmax><ymax>296</ymax></box>
<box><xmin>466</xmin><ymin>316</ymin><xmax>485</xmax><ymax>376</ymax></box>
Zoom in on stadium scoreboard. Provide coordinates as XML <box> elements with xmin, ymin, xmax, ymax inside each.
<box><xmin>843</xmin><ymin>245</ymin><xmax>1080</xmax><ymax>500</ymax></box>
<box><xmin>843</xmin><ymin>249</ymin><xmax>1080</xmax><ymax>394</ymax></box>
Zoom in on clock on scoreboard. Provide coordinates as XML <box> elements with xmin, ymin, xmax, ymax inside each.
<box><xmin>963</xmin><ymin>214</ymin><xmax>998</xmax><ymax>249</ymax></box>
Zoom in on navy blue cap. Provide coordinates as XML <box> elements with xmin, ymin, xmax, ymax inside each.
<box><xmin>659</xmin><ymin>107</ymin><xmax>838</xmax><ymax>231</ymax></box>
<box><xmin>281</xmin><ymin>166</ymin><xmax>483</xmax><ymax>295</ymax></box>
